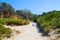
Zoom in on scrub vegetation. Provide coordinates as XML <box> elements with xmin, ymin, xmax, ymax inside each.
<box><xmin>0</xmin><ymin>2</ymin><xmax>60</xmax><ymax>40</ymax></box>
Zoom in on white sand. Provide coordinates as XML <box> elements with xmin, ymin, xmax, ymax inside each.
<box><xmin>3</xmin><ymin>22</ymin><xmax>51</xmax><ymax>40</ymax></box>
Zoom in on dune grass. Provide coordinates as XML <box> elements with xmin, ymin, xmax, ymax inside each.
<box><xmin>0</xmin><ymin>18</ymin><xmax>30</xmax><ymax>26</ymax></box>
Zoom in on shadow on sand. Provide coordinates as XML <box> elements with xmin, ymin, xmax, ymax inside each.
<box><xmin>35</xmin><ymin>24</ymin><xmax>43</xmax><ymax>33</ymax></box>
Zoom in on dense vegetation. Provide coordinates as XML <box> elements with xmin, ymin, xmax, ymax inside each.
<box><xmin>37</xmin><ymin>11</ymin><xmax>60</xmax><ymax>35</ymax></box>
<box><xmin>0</xmin><ymin>18</ymin><xmax>30</xmax><ymax>25</ymax></box>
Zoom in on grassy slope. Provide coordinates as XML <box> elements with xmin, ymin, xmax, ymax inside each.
<box><xmin>37</xmin><ymin>11</ymin><xmax>60</xmax><ymax>35</ymax></box>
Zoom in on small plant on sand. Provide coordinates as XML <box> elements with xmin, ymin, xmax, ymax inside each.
<box><xmin>0</xmin><ymin>24</ymin><xmax>12</xmax><ymax>40</ymax></box>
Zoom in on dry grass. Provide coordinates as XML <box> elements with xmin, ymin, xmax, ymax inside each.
<box><xmin>15</xmin><ymin>30</ymin><xmax>21</xmax><ymax>34</ymax></box>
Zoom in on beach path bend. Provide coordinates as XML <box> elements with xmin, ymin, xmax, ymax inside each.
<box><xmin>4</xmin><ymin>22</ymin><xmax>50</xmax><ymax>40</ymax></box>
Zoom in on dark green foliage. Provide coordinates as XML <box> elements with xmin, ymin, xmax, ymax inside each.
<box><xmin>33</xmin><ymin>15</ymin><xmax>38</xmax><ymax>22</ymax></box>
<box><xmin>0</xmin><ymin>2</ymin><xmax>15</xmax><ymax>18</ymax></box>
<box><xmin>37</xmin><ymin>10</ymin><xmax>60</xmax><ymax>35</ymax></box>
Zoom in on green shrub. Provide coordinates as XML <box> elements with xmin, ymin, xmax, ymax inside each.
<box><xmin>0</xmin><ymin>24</ymin><xmax>12</xmax><ymax>40</ymax></box>
<box><xmin>37</xmin><ymin>11</ymin><xmax>60</xmax><ymax>36</ymax></box>
<box><xmin>0</xmin><ymin>18</ymin><xmax>30</xmax><ymax>25</ymax></box>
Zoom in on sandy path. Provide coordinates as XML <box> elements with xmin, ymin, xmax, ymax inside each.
<box><xmin>4</xmin><ymin>22</ymin><xmax>51</xmax><ymax>40</ymax></box>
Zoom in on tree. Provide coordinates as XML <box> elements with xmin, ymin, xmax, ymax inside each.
<box><xmin>0</xmin><ymin>2</ymin><xmax>15</xmax><ymax>18</ymax></box>
<box><xmin>16</xmin><ymin>9</ymin><xmax>34</xmax><ymax>20</ymax></box>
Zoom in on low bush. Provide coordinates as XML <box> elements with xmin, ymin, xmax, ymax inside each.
<box><xmin>0</xmin><ymin>18</ymin><xmax>30</xmax><ymax>26</ymax></box>
<box><xmin>0</xmin><ymin>24</ymin><xmax>12</xmax><ymax>40</ymax></box>
<box><xmin>37</xmin><ymin>11</ymin><xmax>60</xmax><ymax>36</ymax></box>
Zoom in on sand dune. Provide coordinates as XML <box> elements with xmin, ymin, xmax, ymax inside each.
<box><xmin>3</xmin><ymin>22</ymin><xmax>51</xmax><ymax>40</ymax></box>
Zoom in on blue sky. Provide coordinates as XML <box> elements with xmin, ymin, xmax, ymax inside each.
<box><xmin>0</xmin><ymin>0</ymin><xmax>60</xmax><ymax>14</ymax></box>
